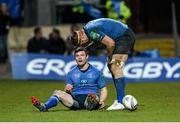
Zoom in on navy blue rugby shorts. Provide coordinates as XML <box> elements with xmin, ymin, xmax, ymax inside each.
<box><xmin>113</xmin><ymin>28</ymin><xmax>136</xmax><ymax>55</ymax></box>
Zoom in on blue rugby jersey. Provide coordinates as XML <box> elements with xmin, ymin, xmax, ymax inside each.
<box><xmin>83</xmin><ymin>18</ymin><xmax>128</xmax><ymax>42</ymax></box>
<box><xmin>66</xmin><ymin>64</ymin><xmax>106</xmax><ymax>95</ymax></box>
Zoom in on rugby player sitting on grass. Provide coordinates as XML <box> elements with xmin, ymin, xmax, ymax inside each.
<box><xmin>31</xmin><ymin>47</ymin><xmax>107</xmax><ymax>111</ymax></box>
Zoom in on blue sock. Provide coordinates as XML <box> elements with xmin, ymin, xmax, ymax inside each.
<box><xmin>114</xmin><ymin>77</ymin><xmax>126</xmax><ymax>103</ymax></box>
<box><xmin>44</xmin><ymin>95</ymin><xmax>60</xmax><ymax>110</ymax></box>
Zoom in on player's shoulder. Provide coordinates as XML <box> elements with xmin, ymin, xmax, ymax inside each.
<box><xmin>89</xmin><ymin>64</ymin><xmax>101</xmax><ymax>74</ymax></box>
<box><xmin>67</xmin><ymin>66</ymin><xmax>79</xmax><ymax>75</ymax></box>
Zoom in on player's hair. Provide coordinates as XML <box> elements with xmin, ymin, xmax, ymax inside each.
<box><xmin>71</xmin><ymin>31</ymin><xmax>79</xmax><ymax>46</ymax></box>
<box><xmin>74</xmin><ymin>47</ymin><xmax>88</xmax><ymax>55</ymax></box>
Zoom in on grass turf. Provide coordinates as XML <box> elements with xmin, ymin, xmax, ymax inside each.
<box><xmin>0</xmin><ymin>79</ymin><xmax>180</xmax><ymax>122</ymax></box>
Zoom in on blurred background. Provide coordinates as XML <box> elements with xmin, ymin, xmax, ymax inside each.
<box><xmin>0</xmin><ymin>0</ymin><xmax>180</xmax><ymax>80</ymax></box>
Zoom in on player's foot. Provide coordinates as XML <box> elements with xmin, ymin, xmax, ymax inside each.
<box><xmin>106</xmin><ymin>100</ymin><xmax>125</xmax><ymax>110</ymax></box>
<box><xmin>31</xmin><ymin>96</ymin><xmax>47</xmax><ymax>112</ymax></box>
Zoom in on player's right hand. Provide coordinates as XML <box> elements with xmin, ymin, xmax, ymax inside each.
<box><xmin>99</xmin><ymin>101</ymin><xmax>105</xmax><ymax>109</ymax></box>
<box><xmin>65</xmin><ymin>84</ymin><xmax>73</xmax><ymax>92</ymax></box>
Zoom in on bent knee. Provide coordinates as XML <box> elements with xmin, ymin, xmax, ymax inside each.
<box><xmin>53</xmin><ymin>90</ymin><xmax>66</xmax><ymax>98</ymax></box>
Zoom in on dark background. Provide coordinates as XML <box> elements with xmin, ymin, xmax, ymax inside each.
<box><xmin>2</xmin><ymin>0</ymin><xmax>180</xmax><ymax>33</ymax></box>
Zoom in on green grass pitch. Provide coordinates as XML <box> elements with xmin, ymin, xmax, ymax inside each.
<box><xmin>0</xmin><ymin>79</ymin><xmax>180</xmax><ymax>122</ymax></box>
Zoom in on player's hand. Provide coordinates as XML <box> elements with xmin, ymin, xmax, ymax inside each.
<box><xmin>99</xmin><ymin>101</ymin><xmax>105</xmax><ymax>109</ymax></box>
<box><xmin>65</xmin><ymin>84</ymin><xmax>73</xmax><ymax>93</ymax></box>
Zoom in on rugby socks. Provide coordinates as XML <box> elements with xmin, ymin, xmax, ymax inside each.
<box><xmin>44</xmin><ymin>95</ymin><xmax>60</xmax><ymax>110</ymax></box>
<box><xmin>114</xmin><ymin>77</ymin><xmax>125</xmax><ymax>103</ymax></box>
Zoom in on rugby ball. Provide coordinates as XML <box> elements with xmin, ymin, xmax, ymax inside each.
<box><xmin>122</xmin><ymin>95</ymin><xmax>138</xmax><ymax>111</ymax></box>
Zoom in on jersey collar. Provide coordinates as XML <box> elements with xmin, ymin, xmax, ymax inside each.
<box><xmin>78</xmin><ymin>63</ymin><xmax>91</xmax><ymax>73</ymax></box>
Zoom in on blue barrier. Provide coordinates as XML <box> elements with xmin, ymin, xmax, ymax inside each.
<box><xmin>11</xmin><ymin>53</ymin><xmax>180</xmax><ymax>82</ymax></box>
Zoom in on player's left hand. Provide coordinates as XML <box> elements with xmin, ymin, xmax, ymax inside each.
<box><xmin>65</xmin><ymin>84</ymin><xmax>73</xmax><ymax>93</ymax></box>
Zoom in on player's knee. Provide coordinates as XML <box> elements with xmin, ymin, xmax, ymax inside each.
<box><xmin>110</xmin><ymin>62</ymin><xmax>122</xmax><ymax>72</ymax></box>
<box><xmin>53</xmin><ymin>90</ymin><xmax>58</xmax><ymax>93</ymax></box>
<box><xmin>52</xmin><ymin>90</ymin><xmax>57</xmax><ymax>96</ymax></box>
<box><xmin>53</xmin><ymin>90</ymin><xmax>65</xmax><ymax>98</ymax></box>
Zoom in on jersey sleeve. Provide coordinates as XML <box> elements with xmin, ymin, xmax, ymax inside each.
<box><xmin>84</xmin><ymin>26</ymin><xmax>105</xmax><ymax>42</ymax></box>
<box><xmin>66</xmin><ymin>72</ymin><xmax>73</xmax><ymax>85</ymax></box>
<box><xmin>97</xmin><ymin>71</ymin><xmax>106</xmax><ymax>89</ymax></box>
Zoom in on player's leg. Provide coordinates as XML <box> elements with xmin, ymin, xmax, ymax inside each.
<box><xmin>32</xmin><ymin>90</ymin><xmax>74</xmax><ymax>111</ymax></box>
<box><xmin>107</xmin><ymin>63</ymin><xmax>124</xmax><ymax>110</ymax></box>
<box><xmin>54</xmin><ymin>90</ymin><xmax>83</xmax><ymax>110</ymax></box>
<box><xmin>114</xmin><ymin>55</ymin><xmax>127</xmax><ymax>102</ymax></box>
<box><xmin>111</xmin><ymin>54</ymin><xmax>128</xmax><ymax>103</ymax></box>
<box><xmin>43</xmin><ymin>90</ymin><xmax>62</xmax><ymax>110</ymax></box>
<box><xmin>31</xmin><ymin>90</ymin><xmax>61</xmax><ymax>112</ymax></box>
<box><xmin>54</xmin><ymin>90</ymin><xmax>76</xmax><ymax>107</ymax></box>
<box><xmin>107</xmin><ymin>28</ymin><xmax>135</xmax><ymax>110</ymax></box>
<box><xmin>107</xmin><ymin>54</ymin><xmax>127</xmax><ymax>110</ymax></box>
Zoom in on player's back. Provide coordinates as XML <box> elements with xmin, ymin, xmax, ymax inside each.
<box><xmin>84</xmin><ymin>18</ymin><xmax>128</xmax><ymax>41</ymax></box>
